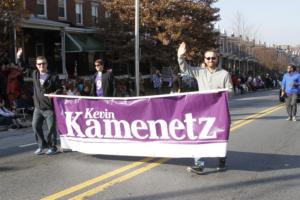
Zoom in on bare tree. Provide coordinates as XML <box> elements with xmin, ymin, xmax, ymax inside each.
<box><xmin>0</xmin><ymin>0</ymin><xmax>25</xmax><ymax>63</ymax></box>
<box><xmin>231</xmin><ymin>11</ymin><xmax>259</xmax><ymax>40</ymax></box>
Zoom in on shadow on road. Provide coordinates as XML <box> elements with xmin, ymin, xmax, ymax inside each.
<box><xmin>231</xmin><ymin>115</ymin><xmax>287</xmax><ymax>121</ymax></box>
<box><xmin>1</xmin><ymin>148</ymin><xmax>299</xmax><ymax>173</ymax></box>
<box><xmin>168</xmin><ymin>150</ymin><xmax>300</xmax><ymax>172</ymax></box>
<box><xmin>112</xmin><ymin>172</ymin><xmax>300</xmax><ymax>200</ymax></box>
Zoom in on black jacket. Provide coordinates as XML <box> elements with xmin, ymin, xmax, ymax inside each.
<box><xmin>90</xmin><ymin>70</ymin><xmax>114</xmax><ymax>97</ymax></box>
<box><xmin>32</xmin><ymin>70</ymin><xmax>62</xmax><ymax>110</ymax></box>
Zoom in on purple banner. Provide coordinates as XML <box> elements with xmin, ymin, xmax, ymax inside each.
<box><xmin>51</xmin><ymin>91</ymin><xmax>230</xmax><ymax>158</ymax></box>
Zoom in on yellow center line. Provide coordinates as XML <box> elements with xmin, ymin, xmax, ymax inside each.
<box><xmin>69</xmin><ymin>158</ymin><xmax>170</xmax><ymax>200</ymax></box>
<box><xmin>41</xmin><ymin>157</ymin><xmax>156</xmax><ymax>200</ymax></box>
<box><xmin>231</xmin><ymin>104</ymin><xmax>284</xmax><ymax>126</ymax></box>
<box><xmin>42</xmin><ymin>104</ymin><xmax>285</xmax><ymax>200</ymax></box>
<box><xmin>231</xmin><ymin>104</ymin><xmax>284</xmax><ymax>132</ymax></box>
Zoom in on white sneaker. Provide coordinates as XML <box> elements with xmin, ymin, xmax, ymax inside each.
<box><xmin>292</xmin><ymin>117</ymin><xmax>297</xmax><ymax>122</ymax></box>
<box><xmin>187</xmin><ymin>165</ymin><xmax>205</xmax><ymax>175</ymax></box>
<box><xmin>286</xmin><ymin>117</ymin><xmax>292</xmax><ymax>121</ymax></box>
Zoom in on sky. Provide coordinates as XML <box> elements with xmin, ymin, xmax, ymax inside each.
<box><xmin>214</xmin><ymin>0</ymin><xmax>300</xmax><ymax>46</ymax></box>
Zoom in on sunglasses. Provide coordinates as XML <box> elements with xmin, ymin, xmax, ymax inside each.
<box><xmin>205</xmin><ymin>57</ymin><xmax>217</xmax><ymax>61</ymax></box>
<box><xmin>37</xmin><ymin>62</ymin><xmax>47</xmax><ymax>66</ymax></box>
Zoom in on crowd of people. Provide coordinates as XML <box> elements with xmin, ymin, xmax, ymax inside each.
<box><xmin>0</xmin><ymin>58</ymin><xmax>281</xmax><ymax>132</ymax></box>
<box><xmin>231</xmin><ymin>72</ymin><xmax>280</xmax><ymax>95</ymax></box>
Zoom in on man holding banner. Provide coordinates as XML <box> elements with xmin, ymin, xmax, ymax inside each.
<box><xmin>178</xmin><ymin>42</ymin><xmax>233</xmax><ymax>174</ymax></box>
<box><xmin>32</xmin><ymin>56</ymin><xmax>62</xmax><ymax>155</ymax></box>
<box><xmin>50</xmin><ymin>47</ymin><xmax>231</xmax><ymax>171</ymax></box>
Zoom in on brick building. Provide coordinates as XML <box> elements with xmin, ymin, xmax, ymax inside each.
<box><xmin>18</xmin><ymin>0</ymin><xmax>105</xmax><ymax>78</ymax></box>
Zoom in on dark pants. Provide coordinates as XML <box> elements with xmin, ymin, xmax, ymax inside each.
<box><xmin>0</xmin><ymin>115</ymin><xmax>13</xmax><ymax>125</ymax></box>
<box><xmin>285</xmin><ymin>94</ymin><xmax>297</xmax><ymax>117</ymax></box>
<box><xmin>32</xmin><ymin>108</ymin><xmax>57</xmax><ymax>148</ymax></box>
<box><xmin>154</xmin><ymin>87</ymin><xmax>161</xmax><ymax>94</ymax></box>
<box><xmin>194</xmin><ymin>157</ymin><xmax>226</xmax><ymax>166</ymax></box>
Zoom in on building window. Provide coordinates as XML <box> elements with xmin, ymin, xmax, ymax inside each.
<box><xmin>91</xmin><ymin>3</ymin><xmax>99</xmax><ymax>25</ymax></box>
<box><xmin>105</xmin><ymin>11</ymin><xmax>111</xmax><ymax>18</ymax></box>
<box><xmin>58</xmin><ymin>0</ymin><xmax>66</xmax><ymax>19</ymax></box>
<box><xmin>36</xmin><ymin>0</ymin><xmax>47</xmax><ymax>17</ymax></box>
<box><xmin>75</xmin><ymin>3</ymin><xmax>83</xmax><ymax>25</ymax></box>
<box><xmin>36</xmin><ymin>43</ymin><xmax>45</xmax><ymax>57</ymax></box>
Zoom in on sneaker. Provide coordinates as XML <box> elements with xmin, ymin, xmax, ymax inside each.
<box><xmin>46</xmin><ymin>147</ymin><xmax>59</xmax><ymax>155</ymax></box>
<box><xmin>34</xmin><ymin>148</ymin><xmax>45</xmax><ymax>155</ymax></box>
<box><xmin>216</xmin><ymin>163</ymin><xmax>226</xmax><ymax>172</ymax></box>
<box><xmin>217</xmin><ymin>159</ymin><xmax>227</xmax><ymax>172</ymax></box>
<box><xmin>286</xmin><ymin>117</ymin><xmax>292</xmax><ymax>121</ymax></box>
<box><xmin>186</xmin><ymin>165</ymin><xmax>205</xmax><ymax>175</ymax></box>
<box><xmin>292</xmin><ymin>117</ymin><xmax>297</xmax><ymax>122</ymax></box>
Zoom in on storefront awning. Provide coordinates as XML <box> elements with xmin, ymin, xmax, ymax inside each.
<box><xmin>66</xmin><ymin>33</ymin><xmax>104</xmax><ymax>53</ymax></box>
<box><xmin>21</xmin><ymin>17</ymin><xmax>68</xmax><ymax>30</ymax></box>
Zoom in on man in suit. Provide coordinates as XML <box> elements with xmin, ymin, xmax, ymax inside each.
<box><xmin>90</xmin><ymin>59</ymin><xmax>114</xmax><ymax>97</ymax></box>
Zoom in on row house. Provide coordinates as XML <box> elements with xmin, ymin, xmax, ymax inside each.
<box><xmin>276</xmin><ymin>45</ymin><xmax>300</xmax><ymax>66</ymax></box>
<box><xmin>219</xmin><ymin>31</ymin><xmax>260</xmax><ymax>76</ymax></box>
<box><xmin>218</xmin><ymin>29</ymin><xmax>300</xmax><ymax>76</ymax></box>
<box><xmin>18</xmin><ymin>0</ymin><xmax>105</xmax><ymax>78</ymax></box>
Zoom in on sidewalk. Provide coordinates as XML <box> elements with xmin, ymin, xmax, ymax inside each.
<box><xmin>0</xmin><ymin>120</ymin><xmax>32</xmax><ymax>134</ymax></box>
<box><xmin>0</xmin><ymin>126</ymin><xmax>33</xmax><ymax>136</ymax></box>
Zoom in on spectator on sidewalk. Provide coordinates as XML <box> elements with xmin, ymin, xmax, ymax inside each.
<box><xmin>151</xmin><ymin>69</ymin><xmax>162</xmax><ymax>94</ymax></box>
<box><xmin>6</xmin><ymin>63</ymin><xmax>23</xmax><ymax>109</ymax></box>
<box><xmin>81</xmin><ymin>81</ymin><xmax>92</xmax><ymax>96</ymax></box>
<box><xmin>14</xmin><ymin>92</ymin><xmax>34</xmax><ymax>114</ymax></box>
<box><xmin>0</xmin><ymin>95</ymin><xmax>23</xmax><ymax>129</ymax></box>
<box><xmin>139</xmin><ymin>73</ymin><xmax>146</xmax><ymax>96</ymax></box>
<box><xmin>0</xmin><ymin>63</ymin><xmax>8</xmax><ymax>107</ymax></box>
<box><xmin>170</xmin><ymin>72</ymin><xmax>182</xmax><ymax>94</ymax></box>
<box><xmin>231</xmin><ymin>73</ymin><xmax>238</xmax><ymax>94</ymax></box>
<box><xmin>75</xmin><ymin>78</ymin><xmax>84</xmax><ymax>94</ymax></box>
<box><xmin>16</xmin><ymin>47</ymin><xmax>27</xmax><ymax>73</ymax></box>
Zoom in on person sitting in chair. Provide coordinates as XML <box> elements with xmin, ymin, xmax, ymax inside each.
<box><xmin>0</xmin><ymin>95</ymin><xmax>23</xmax><ymax>129</ymax></box>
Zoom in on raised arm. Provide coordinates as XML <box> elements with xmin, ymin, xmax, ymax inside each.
<box><xmin>177</xmin><ymin>42</ymin><xmax>188</xmax><ymax>73</ymax></box>
<box><xmin>177</xmin><ymin>42</ymin><xmax>198</xmax><ymax>77</ymax></box>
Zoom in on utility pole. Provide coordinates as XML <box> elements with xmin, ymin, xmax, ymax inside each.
<box><xmin>135</xmin><ymin>0</ymin><xmax>140</xmax><ymax>96</ymax></box>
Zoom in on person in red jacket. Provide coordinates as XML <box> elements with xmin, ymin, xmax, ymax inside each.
<box><xmin>6</xmin><ymin>63</ymin><xmax>23</xmax><ymax>109</ymax></box>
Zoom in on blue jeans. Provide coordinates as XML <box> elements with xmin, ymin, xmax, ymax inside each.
<box><xmin>32</xmin><ymin>108</ymin><xmax>57</xmax><ymax>148</ymax></box>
